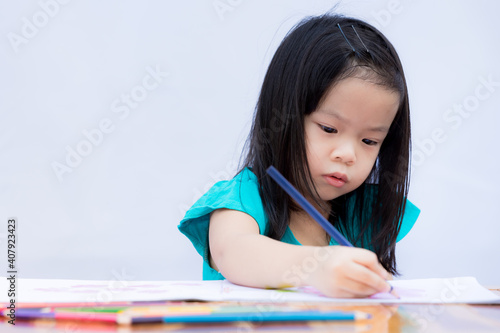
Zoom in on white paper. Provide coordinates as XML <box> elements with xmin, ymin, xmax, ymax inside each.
<box><xmin>1</xmin><ymin>276</ymin><xmax>499</xmax><ymax>304</ymax></box>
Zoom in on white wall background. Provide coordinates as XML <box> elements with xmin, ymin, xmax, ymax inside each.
<box><xmin>0</xmin><ymin>0</ymin><xmax>498</xmax><ymax>286</ymax></box>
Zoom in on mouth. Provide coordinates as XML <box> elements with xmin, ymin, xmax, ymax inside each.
<box><xmin>329</xmin><ymin>172</ymin><xmax>347</xmax><ymax>182</ymax></box>
<box><xmin>324</xmin><ymin>172</ymin><xmax>348</xmax><ymax>188</ymax></box>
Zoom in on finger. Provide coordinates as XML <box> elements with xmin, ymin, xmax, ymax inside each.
<box><xmin>322</xmin><ymin>274</ymin><xmax>378</xmax><ymax>298</ymax></box>
<box><xmin>345</xmin><ymin>260</ymin><xmax>391</xmax><ymax>294</ymax></box>
<box><xmin>351</xmin><ymin>249</ymin><xmax>390</xmax><ymax>280</ymax></box>
<box><xmin>328</xmin><ymin>261</ymin><xmax>386</xmax><ymax>296</ymax></box>
<box><xmin>335</xmin><ymin>278</ymin><xmax>380</xmax><ymax>297</ymax></box>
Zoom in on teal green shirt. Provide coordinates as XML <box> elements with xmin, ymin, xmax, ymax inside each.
<box><xmin>178</xmin><ymin>168</ymin><xmax>420</xmax><ymax>280</ymax></box>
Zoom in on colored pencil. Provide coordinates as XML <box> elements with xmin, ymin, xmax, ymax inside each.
<box><xmin>8</xmin><ymin>306</ymin><xmax>370</xmax><ymax>324</ymax></box>
<box><xmin>120</xmin><ymin>310</ymin><xmax>370</xmax><ymax>324</ymax></box>
<box><xmin>13</xmin><ymin>308</ymin><xmax>118</xmax><ymax>322</ymax></box>
<box><xmin>266</xmin><ymin>166</ymin><xmax>352</xmax><ymax>246</ymax></box>
<box><xmin>0</xmin><ymin>300</ymin><xmax>170</xmax><ymax>311</ymax></box>
<box><xmin>157</xmin><ymin>310</ymin><xmax>370</xmax><ymax>324</ymax></box>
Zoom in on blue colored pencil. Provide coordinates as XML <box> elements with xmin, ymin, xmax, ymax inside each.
<box><xmin>158</xmin><ymin>310</ymin><xmax>370</xmax><ymax>324</ymax></box>
<box><xmin>266</xmin><ymin>166</ymin><xmax>353</xmax><ymax>247</ymax></box>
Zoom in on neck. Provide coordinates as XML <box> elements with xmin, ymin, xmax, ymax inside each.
<box><xmin>289</xmin><ymin>208</ymin><xmax>331</xmax><ymax>246</ymax></box>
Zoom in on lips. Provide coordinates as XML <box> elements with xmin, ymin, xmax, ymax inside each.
<box><xmin>324</xmin><ymin>172</ymin><xmax>348</xmax><ymax>188</ymax></box>
<box><xmin>329</xmin><ymin>172</ymin><xmax>347</xmax><ymax>182</ymax></box>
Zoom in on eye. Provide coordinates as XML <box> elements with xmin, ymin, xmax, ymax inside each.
<box><xmin>320</xmin><ymin>125</ymin><xmax>337</xmax><ymax>134</ymax></box>
<box><xmin>362</xmin><ymin>138</ymin><xmax>378</xmax><ymax>146</ymax></box>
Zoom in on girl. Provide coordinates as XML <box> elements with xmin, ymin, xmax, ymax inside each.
<box><xmin>179</xmin><ymin>13</ymin><xmax>420</xmax><ymax>298</ymax></box>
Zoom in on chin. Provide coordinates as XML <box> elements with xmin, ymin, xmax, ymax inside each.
<box><xmin>315</xmin><ymin>184</ymin><xmax>349</xmax><ymax>202</ymax></box>
<box><xmin>319</xmin><ymin>192</ymin><xmax>344</xmax><ymax>202</ymax></box>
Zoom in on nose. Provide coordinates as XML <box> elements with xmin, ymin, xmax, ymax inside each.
<box><xmin>330</xmin><ymin>140</ymin><xmax>356</xmax><ymax>165</ymax></box>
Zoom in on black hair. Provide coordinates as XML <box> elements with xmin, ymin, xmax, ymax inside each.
<box><xmin>241</xmin><ymin>14</ymin><xmax>411</xmax><ymax>275</ymax></box>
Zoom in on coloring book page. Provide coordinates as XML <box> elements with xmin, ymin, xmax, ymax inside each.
<box><xmin>1</xmin><ymin>277</ymin><xmax>499</xmax><ymax>305</ymax></box>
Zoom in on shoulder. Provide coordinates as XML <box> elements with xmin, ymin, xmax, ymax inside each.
<box><xmin>184</xmin><ymin>168</ymin><xmax>263</xmax><ymax>220</ymax></box>
<box><xmin>396</xmin><ymin>197</ymin><xmax>420</xmax><ymax>242</ymax></box>
<box><xmin>177</xmin><ymin>168</ymin><xmax>268</xmax><ymax>267</ymax></box>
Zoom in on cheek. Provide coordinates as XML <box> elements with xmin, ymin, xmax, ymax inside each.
<box><xmin>305</xmin><ymin>132</ymin><xmax>321</xmax><ymax>164</ymax></box>
<box><xmin>305</xmin><ymin>137</ymin><xmax>329</xmax><ymax>171</ymax></box>
<box><xmin>305</xmin><ymin>145</ymin><xmax>320</xmax><ymax>172</ymax></box>
<box><xmin>357</xmin><ymin>151</ymin><xmax>379</xmax><ymax>178</ymax></box>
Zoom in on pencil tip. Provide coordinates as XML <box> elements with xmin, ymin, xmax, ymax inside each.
<box><xmin>354</xmin><ymin>311</ymin><xmax>371</xmax><ymax>320</ymax></box>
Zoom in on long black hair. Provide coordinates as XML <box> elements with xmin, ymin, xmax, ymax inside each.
<box><xmin>241</xmin><ymin>14</ymin><xmax>411</xmax><ymax>275</ymax></box>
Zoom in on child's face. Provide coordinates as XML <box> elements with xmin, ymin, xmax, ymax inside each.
<box><xmin>304</xmin><ymin>77</ymin><xmax>400</xmax><ymax>202</ymax></box>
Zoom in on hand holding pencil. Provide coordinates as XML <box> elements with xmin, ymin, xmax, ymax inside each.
<box><xmin>266</xmin><ymin>166</ymin><xmax>398</xmax><ymax>298</ymax></box>
<box><xmin>304</xmin><ymin>246</ymin><xmax>395</xmax><ymax>298</ymax></box>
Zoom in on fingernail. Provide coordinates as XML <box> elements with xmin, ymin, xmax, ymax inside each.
<box><xmin>388</xmin><ymin>284</ymin><xmax>400</xmax><ymax>299</ymax></box>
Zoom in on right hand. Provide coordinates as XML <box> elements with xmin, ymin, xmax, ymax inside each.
<box><xmin>307</xmin><ymin>246</ymin><xmax>392</xmax><ymax>298</ymax></box>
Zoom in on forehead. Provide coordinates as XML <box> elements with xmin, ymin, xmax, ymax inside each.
<box><xmin>315</xmin><ymin>77</ymin><xmax>400</xmax><ymax>129</ymax></box>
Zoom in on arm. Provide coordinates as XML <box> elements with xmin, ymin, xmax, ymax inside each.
<box><xmin>209</xmin><ymin>208</ymin><xmax>392</xmax><ymax>298</ymax></box>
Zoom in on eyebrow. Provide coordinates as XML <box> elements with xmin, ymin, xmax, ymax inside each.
<box><xmin>317</xmin><ymin>109</ymin><xmax>391</xmax><ymax>133</ymax></box>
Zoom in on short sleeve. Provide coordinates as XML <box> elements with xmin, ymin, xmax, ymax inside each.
<box><xmin>178</xmin><ymin>168</ymin><xmax>267</xmax><ymax>279</ymax></box>
<box><xmin>396</xmin><ymin>199</ymin><xmax>420</xmax><ymax>242</ymax></box>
